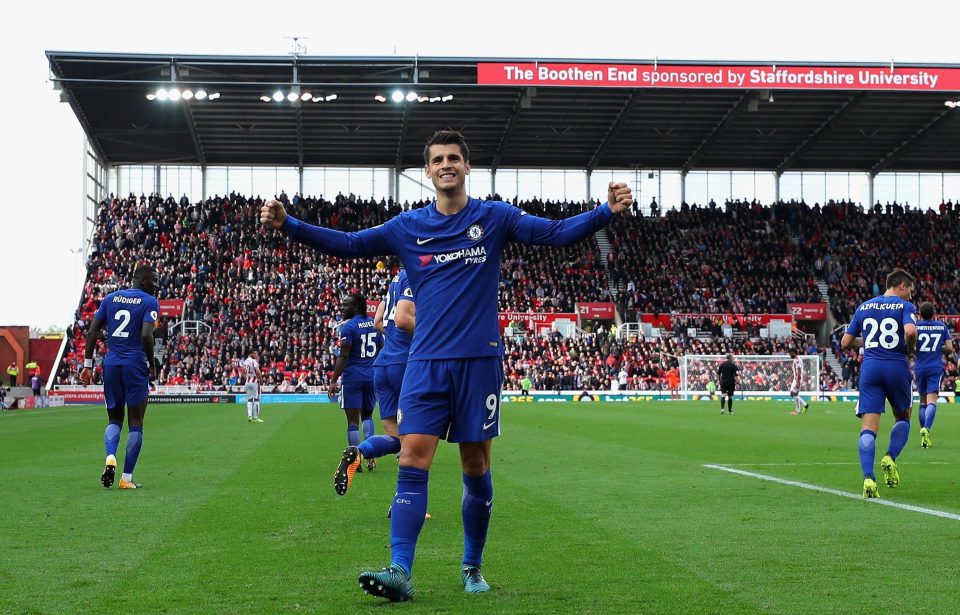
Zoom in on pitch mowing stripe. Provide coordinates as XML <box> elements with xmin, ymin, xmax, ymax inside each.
<box><xmin>703</xmin><ymin>464</ymin><xmax>960</xmax><ymax>522</ymax></box>
<box><xmin>722</xmin><ymin>461</ymin><xmax>957</xmax><ymax>466</ymax></box>
<box><xmin>0</xmin><ymin>407</ymin><xmax>100</xmax><ymax>418</ymax></box>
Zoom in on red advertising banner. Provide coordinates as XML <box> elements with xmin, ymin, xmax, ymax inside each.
<box><xmin>477</xmin><ymin>62</ymin><xmax>960</xmax><ymax>91</ymax></box>
<box><xmin>639</xmin><ymin>313</ymin><xmax>794</xmax><ymax>329</ymax></box>
<box><xmin>158</xmin><ymin>299</ymin><xmax>184</xmax><ymax>318</ymax></box>
<box><xmin>789</xmin><ymin>303</ymin><xmax>828</xmax><ymax>321</ymax></box>
<box><xmin>499</xmin><ymin>312</ymin><xmax>578</xmax><ymax>332</ymax></box>
<box><xmin>576</xmin><ymin>302</ymin><xmax>617</xmax><ymax>320</ymax></box>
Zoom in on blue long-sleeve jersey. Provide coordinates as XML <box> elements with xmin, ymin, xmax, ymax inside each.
<box><xmin>283</xmin><ymin>197</ymin><xmax>614</xmax><ymax>360</ymax></box>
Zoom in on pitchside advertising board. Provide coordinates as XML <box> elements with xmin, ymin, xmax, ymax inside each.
<box><xmin>55</xmin><ymin>390</ymin><xmax>236</xmax><ymax>404</ymax></box>
<box><xmin>477</xmin><ymin>62</ymin><xmax>960</xmax><ymax>91</ymax></box>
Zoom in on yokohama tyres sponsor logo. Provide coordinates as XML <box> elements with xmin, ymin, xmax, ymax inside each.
<box><xmin>419</xmin><ymin>246</ymin><xmax>487</xmax><ymax>266</ymax></box>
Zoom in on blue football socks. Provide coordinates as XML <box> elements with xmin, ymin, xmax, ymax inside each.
<box><xmin>462</xmin><ymin>471</ymin><xmax>493</xmax><ymax>568</ymax></box>
<box><xmin>925</xmin><ymin>403</ymin><xmax>937</xmax><ymax>430</ymax></box>
<box><xmin>358</xmin><ymin>435</ymin><xmax>401</xmax><ymax>460</ymax></box>
<box><xmin>390</xmin><ymin>466</ymin><xmax>429</xmax><ymax>576</ymax></box>
<box><xmin>918</xmin><ymin>404</ymin><xmax>928</xmax><ymax>429</ymax></box>
<box><xmin>104</xmin><ymin>422</ymin><xmax>122</xmax><ymax>458</ymax></box>
<box><xmin>362</xmin><ymin>418</ymin><xmax>375</xmax><ymax>440</ymax></box>
<box><xmin>858</xmin><ymin>429</ymin><xmax>877</xmax><ymax>479</ymax></box>
<box><xmin>887</xmin><ymin>419</ymin><xmax>910</xmax><ymax>460</ymax></box>
<box><xmin>347</xmin><ymin>424</ymin><xmax>360</xmax><ymax>447</ymax></box>
<box><xmin>123</xmin><ymin>426</ymin><xmax>143</xmax><ymax>474</ymax></box>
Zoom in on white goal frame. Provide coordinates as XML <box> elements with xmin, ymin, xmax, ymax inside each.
<box><xmin>679</xmin><ymin>354</ymin><xmax>821</xmax><ymax>400</ymax></box>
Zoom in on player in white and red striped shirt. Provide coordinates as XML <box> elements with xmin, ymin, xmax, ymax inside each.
<box><xmin>240</xmin><ymin>351</ymin><xmax>263</xmax><ymax>422</ymax></box>
<box><xmin>789</xmin><ymin>349</ymin><xmax>809</xmax><ymax>414</ymax></box>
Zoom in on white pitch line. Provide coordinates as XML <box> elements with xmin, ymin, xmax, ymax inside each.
<box><xmin>722</xmin><ymin>461</ymin><xmax>957</xmax><ymax>467</ymax></box>
<box><xmin>703</xmin><ymin>464</ymin><xmax>960</xmax><ymax>522</ymax></box>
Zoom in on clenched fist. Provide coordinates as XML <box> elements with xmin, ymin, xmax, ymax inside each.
<box><xmin>607</xmin><ymin>182</ymin><xmax>633</xmax><ymax>214</ymax></box>
<box><xmin>260</xmin><ymin>199</ymin><xmax>288</xmax><ymax>229</ymax></box>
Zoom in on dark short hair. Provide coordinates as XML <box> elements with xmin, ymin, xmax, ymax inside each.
<box><xmin>423</xmin><ymin>129</ymin><xmax>470</xmax><ymax>164</ymax></box>
<box><xmin>346</xmin><ymin>292</ymin><xmax>366</xmax><ymax>309</ymax></box>
<box><xmin>886</xmin><ymin>268</ymin><xmax>915</xmax><ymax>289</ymax></box>
<box><xmin>920</xmin><ymin>301</ymin><xmax>935</xmax><ymax>320</ymax></box>
<box><xmin>726</xmin><ymin>354</ymin><xmax>734</xmax><ymax>361</ymax></box>
<box><xmin>789</xmin><ymin>349</ymin><xmax>797</xmax><ymax>357</ymax></box>
<box><xmin>133</xmin><ymin>264</ymin><xmax>156</xmax><ymax>280</ymax></box>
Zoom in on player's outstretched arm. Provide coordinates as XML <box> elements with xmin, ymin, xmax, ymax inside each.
<box><xmin>511</xmin><ymin>182</ymin><xmax>633</xmax><ymax>247</ymax></box>
<box><xmin>260</xmin><ymin>198</ymin><xmax>394</xmax><ymax>258</ymax></box>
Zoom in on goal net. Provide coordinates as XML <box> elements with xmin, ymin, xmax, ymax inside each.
<box><xmin>679</xmin><ymin>354</ymin><xmax>821</xmax><ymax>399</ymax></box>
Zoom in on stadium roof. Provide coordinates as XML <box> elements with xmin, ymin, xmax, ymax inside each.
<box><xmin>47</xmin><ymin>51</ymin><xmax>960</xmax><ymax>173</ymax></box>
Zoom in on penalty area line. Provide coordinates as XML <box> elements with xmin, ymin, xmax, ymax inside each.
<box><xmin>703</xmin><ymin>464</ymin><xmax>960</xmax><ymax>522</ymax></box>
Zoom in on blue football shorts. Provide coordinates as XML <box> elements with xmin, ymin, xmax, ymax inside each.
<box><xmin>374</xmin><ymin>363</ymin><xmax>406</xmax><ymax>420</ymax></box>
<box><xmin>855</xmin><ymin>360</ymin><xmax>912</xmax><ymax>416</ymax></box>
<box><xmin>103</xmin><ymin>363</ymin><xmax>150</xmax><ymax>409</ymax></box>
<box><xmin>397</xmin><ymin>357</ymin><xmax>504</xmax><ymax>443</ymax></box>
<box><xmin>914</xmin><ymin>367</ymin><xmax>943</xmax><ymax>397</ymax></box>
<box><xmin>341</xmin><ymin>380</ymin><xmax>377</xmax><ymax>413</ymax></box>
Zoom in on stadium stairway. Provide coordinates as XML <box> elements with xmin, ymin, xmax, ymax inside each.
<box><xmin>825</xmin><ymin>350</ymin><xmax>843</xmax><ymax>376</ymax></box>
<box><xmin>815</xmin><ymin>276</ymin><xmax>844</xmax><ymax>375</ymax></box>
<box><xmin>815</xmin><ymin>278</ymin><xmax>838</xmax><ymax>332</ymax></box>
<box><xmin>596</xmin><ymin>227</ymin><xmax>622</xmax><ymax>298</ymax></box>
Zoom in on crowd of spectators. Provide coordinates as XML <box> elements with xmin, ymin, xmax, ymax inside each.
<box><xmin>56</xmin><ymin>190</ymin><xmax>959</xmax><ymax>393</ymax></box>
<box><xmin>502</xmin><ymin>329</ymin><xmax>836</xmax><ymax>393</ymax></box>
<box><xmin>608</xmin><ymin>200</ymin><xmax>823</xmax><ymax>322</ymax></box>
<box><xmin>56</xmin><ymin>192</ymin><xmax>615</xmax><ymax>389</ymax></box>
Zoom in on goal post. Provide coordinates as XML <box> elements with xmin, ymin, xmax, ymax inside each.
<box><xmin>679</xmin><ymin>354</ymin><xmax>821</xmax><ymax>400</ymax></box>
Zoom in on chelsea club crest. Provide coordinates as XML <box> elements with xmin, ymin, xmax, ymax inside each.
<box><xmin>467</xmin><ymin>224</ymin><xmax>484</xmax><ymax>241</ymax></box>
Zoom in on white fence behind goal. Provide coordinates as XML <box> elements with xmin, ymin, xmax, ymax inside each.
<box><xmin>679</xmin><ymin>354</ymin><xmax>821</xmax><ymax>400</ymax></box>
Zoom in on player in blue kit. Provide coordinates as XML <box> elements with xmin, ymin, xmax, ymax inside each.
<box><xmin>334</xmin><ymin>270</ymin><xmax>414</xmax><ymax>494</ymax></box>
<box><xmin>261</xmin><ymin>129</ymin><xmax>633</xmax><ymax>601</ymax></box>
<box><xmin>79</xmin><ymin>265</ymin><xmax>160</xmax><ymax>490</ymax></box>
<box><xmin>841</xmin><ymin>269</ymin><xmax>918</xmax><ymax>499</ymax></box>
<box><xmin>913</xmin><ymin>302</ymin><xmax>954</xmax><ymax>449</ymax></box>
<box><xmin>329</xmin><ymin>292</ymin><xmax>382</xmax><ymax>487</ymax></box>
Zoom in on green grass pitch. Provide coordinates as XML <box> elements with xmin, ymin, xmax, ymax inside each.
<box><xmin>2</xmin><ymin>400</ymin><xmax>959</xmax><ymax>614</ymax></box>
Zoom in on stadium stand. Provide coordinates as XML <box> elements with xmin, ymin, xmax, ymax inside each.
<box><xmin>63</xmin><ymin>192</ymin><xmax>960</xmax><ymax>393</ymax></box>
